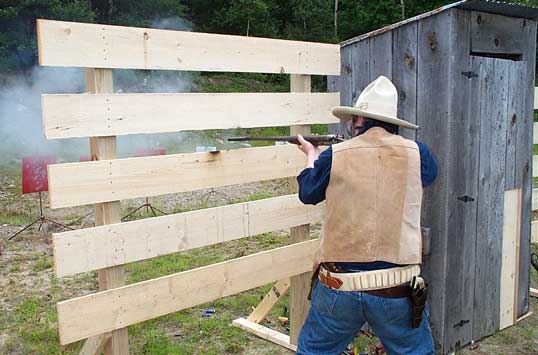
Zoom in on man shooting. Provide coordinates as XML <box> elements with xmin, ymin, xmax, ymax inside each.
<box><xmin>295</xmin><ymin>76</ymin><xmax>438</xmax><ymax>355</ymax></box>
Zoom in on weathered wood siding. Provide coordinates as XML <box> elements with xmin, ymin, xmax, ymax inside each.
<box><xmin>329</xmin><ymin>7</ymin><xmax>536</xmax><ymax>355</ymax></box>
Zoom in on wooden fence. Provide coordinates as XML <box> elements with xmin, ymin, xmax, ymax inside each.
<box><xmin>531</xmin><ymin>87</ymin><xmax>538</xmax><ymax>243</ymax></box>
<box><xmin>37</xmin><ymin>19</ymin><xmax>340</xmax><ymax>354</ymax></box>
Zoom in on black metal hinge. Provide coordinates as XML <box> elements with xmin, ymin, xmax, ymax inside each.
<box><xmin>458</xmin><ymin>195</ymin><xmax>475</xmax><ymax>203</ymax></box>
<box><xmin>453</xmin><ymin>319</ymin><xmax>470</xmax><ymax>328</ymax></box>
<box><xmin>461</xmin><ymin>71</ymin><xmax>478</xmax><ymax>79</ymax></box>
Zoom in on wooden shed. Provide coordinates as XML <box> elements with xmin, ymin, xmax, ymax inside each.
<box><xmin>328</xmin><ymin>1</ymin><xmax>537</xmax><ymax>353</ymax></box>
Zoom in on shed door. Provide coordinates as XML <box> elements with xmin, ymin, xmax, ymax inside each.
<box><xmin>468</xmin><ymin>56</ymin><xmax>526</xmax><ymax>342</ymax></box>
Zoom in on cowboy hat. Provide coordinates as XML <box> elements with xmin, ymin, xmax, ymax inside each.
<box><xmin>331</xmin><ymin>76</ymin><xmax>419</xmax><ymax>129</ymax></box>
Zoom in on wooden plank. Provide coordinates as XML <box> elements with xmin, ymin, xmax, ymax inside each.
<box><xmin>516</xmin><ymin>311</ymin><xmax>533</xmax><ymax>323</ymax></box>
<box><xmin>232</xmin><ymin>318</ymin><xmax>297</xmax><ymax>352</ymax></box>
<box><xmin>533</xmin><ymin>188</ymin><xmax>538</xmax><ymax>211</ymax></box>
<box><xmin>535</xmin><ymin>87</ymin><xmax>538</xmax><ymax>110</ymax></box>
<box><xmin>42</xmin><ymin>92</ymin><xmax>340</xmax><ymax>139</ymax></box>
<box><xmin>79</xmin><ymin>333</ymin><xmax>111</xmax><ymax>355</ymax></box>
<box><xmin>499</xmin><ymin>189</ymin><xmax>521</xmax><ymax>330</ymax></box>
<box><xmin>473</xmin><ymin>57</ymin><xmax>509</xmax><ymax>339</ymax></box>
<box><xmin>443</xmin><ymin>9</ymin><xmax>477</xmax><ymax>352</ymax></box>
<box><xmin>530</xmin><ymin>288</ymin><xmax>538</xmax><ymax>297</ymax></box>
<box><xmin>532</xmin><ymin>221</ymin><xmax>538</xmax><ymax>244</ymax></box>
<box><xmin>351</xmin><ymin>38</ymin><xmax>370</xmax><ymax>109</ymax></box>
<box><xmin>369</xmin><ymin>31</ymin><xmax>392</xmax><ymax>80</ymax></box>
<box><xmin>289</xmin><ymin>74</ymin><xmax>312</xmax><ymax>346</ymax></box>
<box><xmin>53</xmin><ymin>194</ymin><xmax>323</xmax><ymax>277</ymax></box>
<box><xmin>329</xmin><ymin>44</ymin><xmax>353</xmax><ymax>137</ymax></box>
<box><xmin>533</xmin><ymin>122</ymin><xmax>538</xmax><ymax>145</ymax></box>
<box><xmin>534</xmin><ymin>155</ymin><xmax>538</xmax><ymax>177</ymax></box>
<box><xmin>85</xmin><ymin>68</ymin><xmax>128</xmax><ymax>355</ymax></box>
<box><xmin>505</xmin><ymin>62</ymin><xmax>524</xmax><ymax>191</ymax></box>
<box><xmin>516</xmin><ymin>19</ymin><xmax>537</xmax><ymax>317</ymax></box>
<box><xmin>392</xmin><ymin>22</ymin><xmax>417</xmax><ymax>140</ymax></box>
<box><xmin>470</xmin><ymin>11</ymin><xmax>527</xmax><ymax>56</ymax></box>
<box><xmin>37</xmin><ymin>20</ymin><xmax>340</xmax><ymax>75</ymax></box>
<box><xmin>47</xmin><ymin>144</ymin><xmax>320</xmax><ymax>209</ymax></box>
<box><xmin>247</xmin><ymin>279</ymin><xmax>290</xmax><ymax>323</ymax></box>
<box><xmin>56</xmin><ymin>239</ymin><xmax>319</xmax><ymax>345</ymax></box>
<box><xmin>416</xmin><ymin>11</ymin><xmax>452</xmax><ymax>353</ymax></box>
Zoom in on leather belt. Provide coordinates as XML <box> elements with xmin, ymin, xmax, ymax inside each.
<box><xmin>364</xmin><ymin>284</ymin><xmax>411</xmax><ymax>298</ymax></box>
<box><xmin>318</xmin><ymin>264</ymin><xmax>420</xmax><ymax>293</ymax></box>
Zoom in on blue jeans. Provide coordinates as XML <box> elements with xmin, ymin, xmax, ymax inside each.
<box><xmin>297</xmin><ymin>281</ymin><xmax>434</xmax><ymax>355</ymax></box>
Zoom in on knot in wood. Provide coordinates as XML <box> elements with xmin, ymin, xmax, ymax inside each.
<box><xmin>345</xmin><ymin>64</ymin><xmax>352</xmax><ymax>74</ymax></box>
<box><xmin>427</xmin><ymin>32</ymin><xmax>437</xmax><ymax>50</ymax></box>
<box><xmin>404</xmin><ymin>53</ymin><xmax>415</xmax><ymax>68</ymax></box>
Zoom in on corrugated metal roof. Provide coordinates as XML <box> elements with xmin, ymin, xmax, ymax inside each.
<box><xmin>341</xmin><ymin>0</ymin><xmax>538</xmax><ymax>47</ymax></box>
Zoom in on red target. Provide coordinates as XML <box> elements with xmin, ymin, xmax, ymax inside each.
<box><xmin>21</xmin><ymin>156</ymin><xmax>57</xmax><ymax>194</ymax></box>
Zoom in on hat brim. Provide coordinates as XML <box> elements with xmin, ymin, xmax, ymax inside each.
<box><xmin>331</xmin><ymin>106</ymin><xmax>419</xmax><ymax>130</ymax></box>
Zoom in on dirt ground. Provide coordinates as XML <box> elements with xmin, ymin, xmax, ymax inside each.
<box><xmin>1</xmin><ymin>163</ymin><xmax>538</xmax><ymax>354</ymax></box>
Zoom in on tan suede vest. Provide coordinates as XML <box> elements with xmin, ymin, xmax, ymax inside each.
<box><xmin>317</xmin><ymin>127</ymin><xmax>422</xmax><ymax>266</ymax></box>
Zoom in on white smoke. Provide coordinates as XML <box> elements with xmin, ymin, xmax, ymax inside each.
<box><xmin>0</xmin><ymin>16</ymin><xmax>198</xmax><ymax>164</ymax></box>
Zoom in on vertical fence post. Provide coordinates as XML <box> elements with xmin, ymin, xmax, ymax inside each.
<box><xmin>85</xmin><ymin>68</ymin><xmax>129</xmax><ymax>355</ymax></box>
<box><xmin>289</xmin><ymin>74</ymin><xmax>312</xmax><ymax>345</ymax></box>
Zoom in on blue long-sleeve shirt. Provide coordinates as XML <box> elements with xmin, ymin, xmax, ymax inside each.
<box><xmin>297</xmin><ymin>137</ymin><xmax>438</xmax><ymax>271</ymax></box>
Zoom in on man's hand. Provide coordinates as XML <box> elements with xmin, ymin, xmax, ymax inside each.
<box><xmin>297</xmin><ymin>134</ymin><xmax>321</xmax><ymax>168</ymax></box>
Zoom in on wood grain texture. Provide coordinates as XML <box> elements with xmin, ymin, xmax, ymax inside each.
<box><xmin>443</xmin><ymin>9</ymin><xmax>477</xmax><ymax>352</ymax></box>
<box><xmin>499</xmin><ymin>189</ymin><xmax>521</xmax><ymax>330</ymax></box>
<box><xmin>85</xmin><ymin>68</ymin><xmax>128</xmax><ymax>355</ymax></box>
<box><xmin>53</xmin><ymin>194</ymin><xmax>323</xmax><ymax>277</ymax></box>
<box><xmin>42</xmin><ymin>92</ymin><xmax>340</xmax><ymax>139</ymax></box>
<box><xmin>37</xmin><ymin>20</ymin><xmax>340</xmax><ymax>75</ymax></box>
<box><xmin>232</xmin><ymin>318</ymin><xmax>297</xmax><ymax>352</ymax></box>
<box><xmin>247</xmin><ymin>279</ymin><xmax>290</xmax><ymax>323</ymax></box>
<box><xmin>288</xmin><ymin>75</ymin><xmax>312</xmax><ymax>345</ymax></box>
<box><xmin>532</xmin><ymin>221</ymin><xmax>538</xmax><ymax>243</ymax></box>
<box><xmin>56</xmin><ymin>239</ymin><xmax>319</xmax><ymax>345</ymax></box>
<box><xmin>351</xmin><ymin>39</ymin><xmax>370</xmax><ymax>110</ymax></box>
<box><xmin>470</xmin><ymin>11</ymin><xmax>527</xmax><ymax>56</ymax></box>
<box><xmin>392</xmin><ymin>22</ymin><xmax>418</xmax><ymax>140</ymax></box>
<box><xmin>533</xmin><ymin>122</ymin><xmax>538</xmax><ymax>144</ymax></box>
<box><xmin>369</xmin><ymin>31</ymin><xmax>392</xmax><ymax>80</ymax></box>
<box><xmin>516</xmin><ymin>19</ymin><xmax>537</xmax><ymax>317</ymax></box>
<box><xmin>473</xmin><ymin>57</ymin><xmax>509</xmax><ymax>340</ymax></box>
<box><xmin>416</xmin><ymin>11</ymin><xmax>452</xmax><ymax>353</ymax></box>
<box><xmin>48</xmin><ymin>144</ymin><xmax>320</xmax><ymax>208</ymax></box>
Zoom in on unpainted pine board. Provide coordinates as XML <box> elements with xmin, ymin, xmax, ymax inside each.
<box><xmin>443</xmin><ymin>9</ymin><xmax>476</xmax><ymax>352</ymax></box>
<box><xmin>516</xmin><ymin>19</ymin><xmax>537</xmax><ymax>317</ymax></box>
<box><xmin>534</xmin><ymin>156</ymin><xmax>538</xmax><ymax>177</ymax></box>
<box><xmin>247</xmin><ymin>279</ymin><xmax>290</xmax><ymax>323</ymax></box>
<box><xmin>53</xmin><ymin>194</ymin><xmax>324</xmax><ymax>277</ymax></box>
<box><xmin>85</xmin><ymin>68</ymin><xmax>128</xmax><ymax>355</ymax></box>
<box><xmin>42</xmin><ymin>92</ymin><xmax>340</xmax><ymax>139</ymax></box>
<box><xmin>289</xmin><ymin>74</ymin><xmax>312</xmax><ymax>345</ymax></box>
<box><xmin>79</xmin><ymin>333</ymin><xmax>111</xmax><ymax>355</ymax></box>
<box><xmin>535</xmin><ymin>87</ymin><xmax>538</xmax><ymax>110</ymax></box>
<box><xmin>416</xmin><ymin>10</ymin><xmax>453</xmax><ymax>353</ymax></box>
<box><xmin>531</xmin><ymin>188</ymin><xmax>537</xmax><ymax>210</ymax></box>
<box><xmin>470</xmin><ymin>11</ymin><xmax>527</xmax><ymax>56</ymax></box>
<box><xmin>47</xmin><ymin>144</ymin><xmax>323</xmax><ymax>209</ymax></box>
<box><xmin>531</xmin><ymin>288</ymin><xmax>538</xmax><ymax>297</ymax></box>
<box><xmin>473</xmin><ymin>57</ymin><xmax>509</xmax><ymax>340</ymax></box>
<box><xmin>499</xmin><ymin>189</ymin><xmax>521</xmax><ymax>329</ymax></box>
<box><xmin>369</xmin><ymin>31</ymin><xmax>392</xmax><ymax>81</ymax></box>
<box><xmin>37</xmin><ymin>20</ymin><xmax>340</xmax><ymax>75</ymax></box>
<box><xmin>533</xmin><ymin>221</ymin><xmax>538</xmax><ymax>243</ymax></box>
<box><xmin>533</xmin><ymin>123</ymin><xmax>538</xmax><ymax>145</ymax></box>
<box><xmin>56</xmin><ymin>239</ymin><xmax>319</xmax><ymax>345</ymax></box>
<box><xmin>391</xmin><ymin>22</ymin><xmax>418</xmax><ymax>140</ymax></box>
<box><xmin>232</xmin><ymin>318</ymin><xmax>297</xmax><ymax>352</ymax></box>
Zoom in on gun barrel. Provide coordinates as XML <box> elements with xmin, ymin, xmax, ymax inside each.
<box><xmin>227</xmin><ymin>135</ymin><xmax>344</xmax><ymax>145</ymax></box>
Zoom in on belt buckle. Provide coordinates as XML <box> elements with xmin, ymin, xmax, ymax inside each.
<box><xmin>319</xmin><ymin>269</ymin><xmax>343</xmax><ymax>290</ymax></box>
